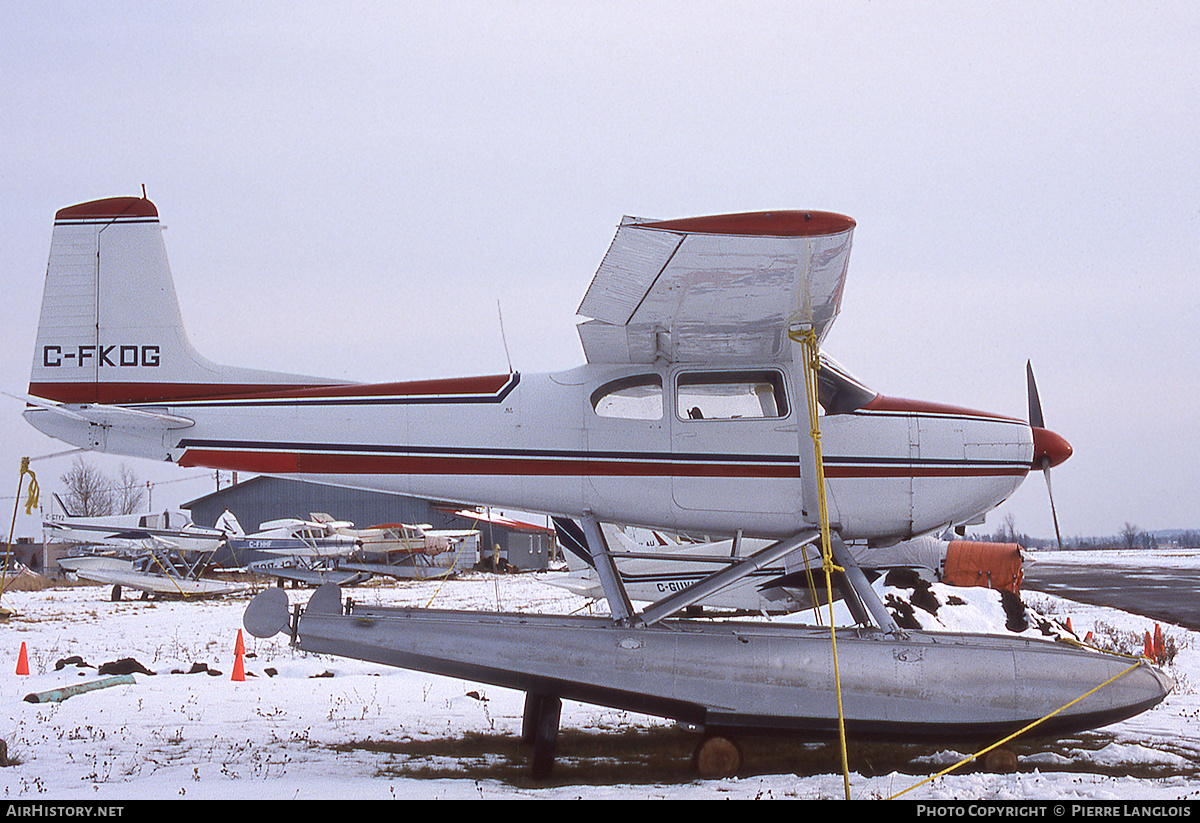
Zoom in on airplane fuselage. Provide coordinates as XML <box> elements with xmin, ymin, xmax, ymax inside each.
<box><xmin>23</xmin><ymin>196</ymin><xmax>1069</xmax><ymax>546</ymax></box>
<box><xmin>27</xmin><ymin>360</ymin><xmax>1039</xmax><ymax>542</ymax></box>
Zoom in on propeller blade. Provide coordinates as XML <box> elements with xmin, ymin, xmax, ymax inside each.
<box><xmin>1026</xmin><ymin>360</ymin><xmax>1045</xmax><ymax>430</ymax></box>
<box><xmin>1028</xmin><ymin>361</ymin><xmax>1064</xmax><ymax>550</ymax></box>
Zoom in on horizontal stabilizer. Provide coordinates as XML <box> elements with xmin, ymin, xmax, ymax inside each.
<box><xmin>18</xmin><ymin>391</ymin><xmax>196</xmax><ymax>461</ymax></box>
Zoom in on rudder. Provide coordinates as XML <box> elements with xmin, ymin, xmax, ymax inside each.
<box><xmin>30</xmin><ymin>196</ymin><xmax>338</xmax><ymax>405</ymax></box>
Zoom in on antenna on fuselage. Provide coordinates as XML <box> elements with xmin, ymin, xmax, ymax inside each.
<box><xmin>497</xmin><ymin>300</ymin><xmax>513</xmax><ymax>375</ymax></box>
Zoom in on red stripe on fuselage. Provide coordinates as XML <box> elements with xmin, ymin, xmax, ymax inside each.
<box><xmin>178</xmin><ymin>449</ymin><xmax>1027</xmax><ymax>479</ymax></box>
<box><xmin>823</xmin><ymin>465</ymin><xmax>1027</xmax><ymax>478</ymax></box>
<box><xmin>28</xmin><ymin>382</ymin><xmax>337</xmax><ymax>404</ymax></box>
<box><xmin>178</xmin><ymin>451</ymin><xmax>803</xmax><ymax>477</ymax></box>
<box><xmin>863</xmin><ymin>395</ymin><xmax>1024</xmax><ymax>423</ymax></box>
<box><xmin>28</xmin><ymin>374</ymin><xmax>514</xmax><ymax>405</ymax></box>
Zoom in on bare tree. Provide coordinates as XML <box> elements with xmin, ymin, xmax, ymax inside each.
<box><xmin>1120</xmin><ymin>522</ymin><xmax>1142</xmax><ymax>550</ymax></box>
<box><xmin>60</xmin><ymin>457</ymin><xmax>114</xmax><ymax>517</ymax></box>
<box><xmin>115</xmin><ymin>463</ymin><xmax>146</xmax><ymax>515</ymax></box>
<box><xmin>1000</xmin><ymin>513</ymin><xmax>1018</xmax><ymax>544</ymax></box>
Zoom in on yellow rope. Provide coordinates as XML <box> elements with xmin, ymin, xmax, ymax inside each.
<box><xmin>3</xmin><ymin>458</ymin><xmax>41</xmax><ymax>600</ymax></box>
<box><xmin>424</xmin><ymin>552</ymin><xmax>457</xmax><ymax>607</ymax></box>
<box><xmin>22</xmin><ymin>459</ymin><xmax>40</xmax><ymax>516</ymax></box>
<box><xmin>888</xmin><ymin>659</ymin><xmax>1148</xmax><ymax>799</ymax></box>
<box><xmin>146</xmin><ymin>550</ymin><xmax>188</xmax><ymax>598</ymax></box>
<box><xmin>793</xmin><ymin>328</ymin><xmax>852</xmax><ymax>800</ymax></box>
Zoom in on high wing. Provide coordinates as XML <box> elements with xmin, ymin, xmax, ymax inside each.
<box><xmin>44</xmin><ymin>497</ymin><xmax>226</xmax><ymax>554</ymax></box>
<box><xmin>576</xmin><ymin>211</ymin><xmax>855</xmax><ymax>365</ymax></box>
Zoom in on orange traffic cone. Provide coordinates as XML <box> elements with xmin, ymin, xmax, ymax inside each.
<box><xmin>231</xmin><ymin>629</ymin><xmax>245</xmax><ymax>682</ymax></box>
<box><xmin>1153</xmin><ymin>624</ymin><xmax>1165</xmax><ymax>664</ymax></box>
<box><xmin>16</xmin><ymin>642</ymin><xmax>29</xmax><ymax>675</ymax></box>
<box><xmin>1144</xmin><ymin>631</ymin><xmax>1154</xmax><ymax>660</ymax></box>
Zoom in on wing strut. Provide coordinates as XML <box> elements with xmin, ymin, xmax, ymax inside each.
<box><xmin>829</xmin><ymin>534</ymin><xmax>898</xmax><ymax>633</ymax></box>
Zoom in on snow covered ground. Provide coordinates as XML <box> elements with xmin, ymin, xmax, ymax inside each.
<box><xmin>1</xmin><ymin>551</ymin><xmax>1198</xmax><ymax>800</ymax></box>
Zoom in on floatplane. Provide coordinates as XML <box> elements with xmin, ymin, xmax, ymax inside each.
<box><xmin>45</xmin><ymin>495</ymin><xmax>246</xmax><ymax>600</ymax></box>
<box><xmin>21</xmin><ymin>196</ymin><xmax>1170</xmax><ymax>778</ymax></box>
<box><xmin>306</xmin><ymin>515</ymin><xmax>478</xmax><ymax>581</ymax></box>
<box><xmin>216</xmin><ymin>511</ymin><xmax>367</xmax><ymax>587</ymax></box>
<box><xmin>548</xmin><ymin>518</ymin><xmax>1028</xmax><ymax>615</ymax></box>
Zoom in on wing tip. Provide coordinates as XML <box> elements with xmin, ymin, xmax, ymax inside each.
<box><xmin>637</xmin><ymin>210</ymin><xmax>855</xmax><ymax>238</ymax></box>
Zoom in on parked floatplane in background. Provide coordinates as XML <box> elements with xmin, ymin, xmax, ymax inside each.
<box><xmin>221</xmin><ymin>511</ymin><xmax>478</xmax><ymax>584</ymax></box>
<box><xmin>547</xmin><ymin>519</ymin><xmax>1028</xmax><ymax>615</ymax></box>
<box><xmin>307</xmin><ymin>513</ymin><xmax>478</xmax><ymax>581</ymax></box>
<box><xmin>215</xmin><ymin>511</ymin><xmax>366</xmax><ymax>587</ymax></box>
<box><xmin>44</xmin><ymin>494</ymin><xmax>246</xmax><ymax>600</ymax></box>
<box><xmin>21</xmin><ymin>196</ymin><xmax>1170</xmax><ymax>780</ymax></box>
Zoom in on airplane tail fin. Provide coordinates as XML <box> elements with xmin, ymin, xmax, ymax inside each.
<box><xmin>49</xmin><ymin>492</ymin><xmax>75</xmax><ymax>520</ymax></box>
<box><xmin>551</xmin><ymin>517</ymin><xmax>593</xmax><ymax>571</ymax></box>
<box><xmin>215</xmin><ymin>510</ymin><xmax>245</xmax><ymax>537</ymax></box>
<box><xmin>29</xmin><ymin>196</ymin><xmax>341</xmax><ymax>405</ymax></box>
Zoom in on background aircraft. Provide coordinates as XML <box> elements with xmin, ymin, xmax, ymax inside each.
<box><xmin>548</xmin><ymin>519</ymin><xmax>1027</xmax><ymax>615</ymax></box>
<box><xmin>44</xmin><ymin>493</ymin><xmax>225</xmax><ymax>555</ymax></box>
<box><xmin>309</xmin><ymin>513</ymin><xmax>477</xmax><ymax>580</ymax></box>
<box><xmin>46</xmin><ymin>496</ymin><xmax>244</xmax><ymax>600</ymax></box>
<box><xmin>217</xmin><ymin>511</ymin><xmax>367</xmax><ymax>587</ymax></box>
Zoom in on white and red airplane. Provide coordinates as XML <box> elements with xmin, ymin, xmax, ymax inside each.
<box><xmin>23</xmin><ymin>196</ymin><xmax>1167</xmax><ymax>779</ymax></box>
<box><xmin>22</xmin><ymin>197</ymin><xmax>1070</xmax><ymax>545</ymax></box>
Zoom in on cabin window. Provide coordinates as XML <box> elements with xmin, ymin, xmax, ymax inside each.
<box><xmin>817</xmin><ymin>354</ymin><xmax>877</xmax><ymax>414</ymax></box>
<box><xmin>676</xmin><ymin>370</ymin><xmax>788</xmax><ymax>420</ymax></box>
<box><xmin>591</xmin><ymin>375</ymin><xmax>664</xmax><ymax>420</ymax></box>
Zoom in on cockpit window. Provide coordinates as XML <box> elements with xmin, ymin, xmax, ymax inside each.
<box><xmin>817</xmin><ymin>354</ymin><xmax>877</xmax><ymax>414</ymax></box>
<box><xmin>676</xmin><ymin>370</ymin><xmax>788</xmax><ymax>420</ymax></box>
<box><xmin>591</xmin><ymin>375</ymin><xmax>664</xmax><ymax>420</ymax></box>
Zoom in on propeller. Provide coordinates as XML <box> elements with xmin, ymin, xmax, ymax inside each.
<box><xmin>1026</xmin><ymin>361</ymin><xmax>1072</xmax><ymax>550</ymax></box>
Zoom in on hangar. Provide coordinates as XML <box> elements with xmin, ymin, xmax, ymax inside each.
<box><xmin>181</xmin><ymin>476</ymin><xmax>555</xmax><ymax>571</ymax></box>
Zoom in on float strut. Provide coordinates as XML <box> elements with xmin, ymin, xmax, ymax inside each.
<box><xmin>523</xmin><ymin>692</ymin><xmax>561</xmax><ymax>779</ymax></box>
<box><xmin>580</xmin><ymin>511</ymin><xmax>635</xmax><ymax>622</ymax></box>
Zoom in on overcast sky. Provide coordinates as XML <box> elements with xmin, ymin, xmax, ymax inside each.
<box><xmin>1</xmin><ymin>2</ymin><xmax>1196</xmax><ymax>543</ymax></box>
